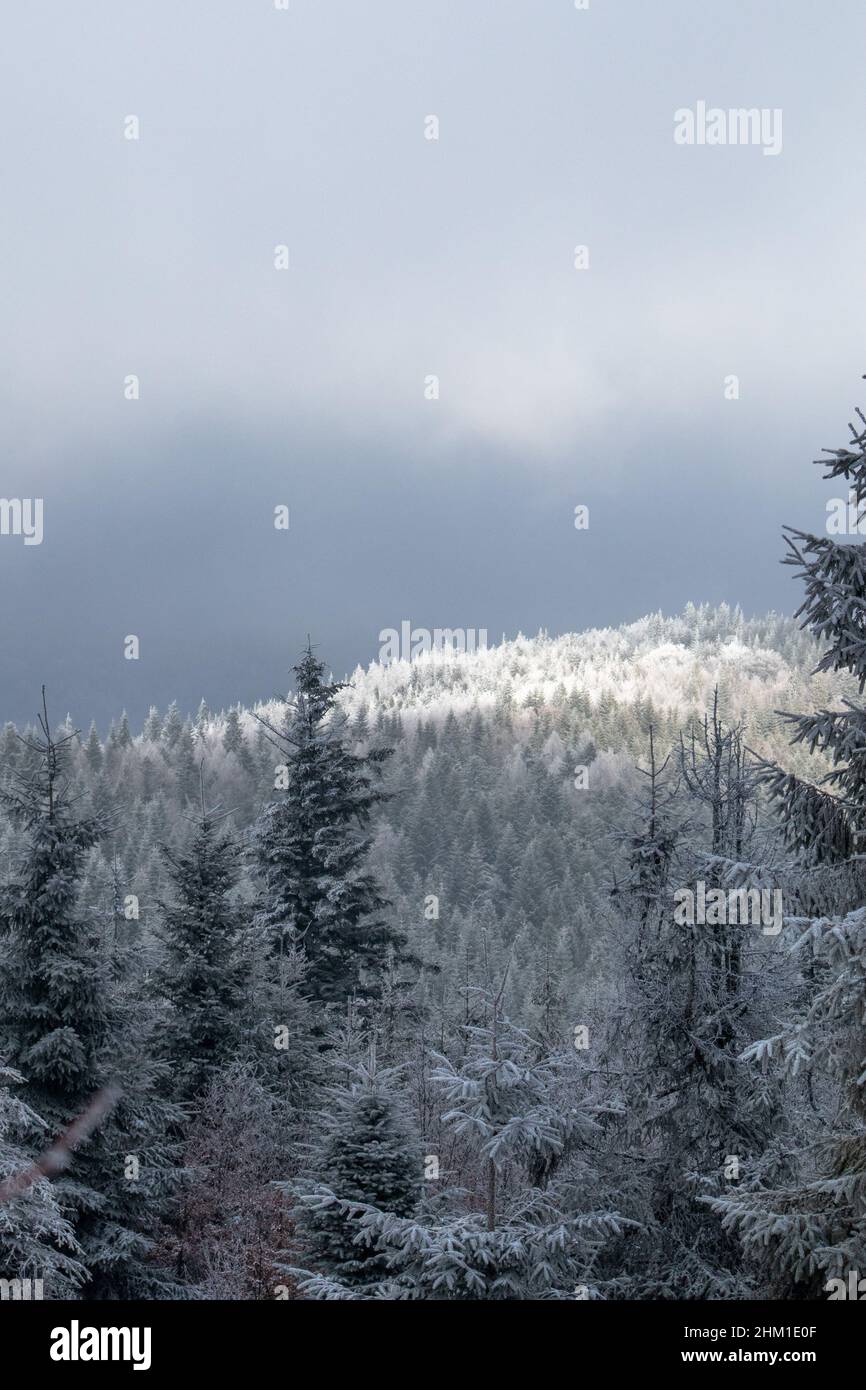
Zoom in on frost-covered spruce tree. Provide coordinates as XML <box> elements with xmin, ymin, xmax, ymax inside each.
<box><xmin>288</xmin><ymin>1049</ymin><xmax>421</xmax><ymax>1290</ymax></box>
<box><xmin>288</xmin><ymin>978</ymin><xmax>624</xmax><ymax>1300</ymax></box>
<box><xmin>0</xmin><ymin>1066</ymin><xmax>86</xmax><ymax>1297</ymax></box>
<box><xmin>154</xmin><ymin>785</ymin><xmax>248</xmax><ymax>1103</ymax></box>
<box><xmin>0</xmin><ymin>698</ymin><xmax>111</xmax><ymax>1285</ymax></box>
<box><xmin>710</xmin><ymin>389</ymin><xmax>866</xmax><ymax>1294</ymax></box>
<box><xmin>252</xmin><ymin>645</ymin><xmax>407</xmax><ymax>1006</ymax></box>
<box><xmin>0</xmin><ymin>695</ymin><xmax>181</xmax><ymax>1299</ymax></box>
<box><xmin>84</xmin><ymin>853</ymin><xmax>187</xmax><ymax>1301</ymax></box>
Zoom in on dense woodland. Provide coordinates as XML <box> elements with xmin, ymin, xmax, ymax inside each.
<box><xmin>2</xmin><ymin>408</ymin><xmax>866</xmax><ymax>1298</ymax></box>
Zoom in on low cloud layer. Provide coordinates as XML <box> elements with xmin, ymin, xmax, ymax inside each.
<box><xmin>1</xmin><ymin>0</ymin><xmax>862</xmax><ymax>724</ymax></box>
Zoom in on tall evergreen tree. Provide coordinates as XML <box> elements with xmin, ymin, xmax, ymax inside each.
<box><xmin>602</xmin><ymin>720</ymin><xmax>790</xmax><ymax>1298</ymax></box>
<box><xmin>84</xmin><ymin>723</ymin><xmax>103</xmax><ymax>775</ymax></box>
<box><xmin>154</xmin><ymin>786</ymin><xmax>248</xmax><ymax>1104</ymax></box>
<box><xmin>195</xmin><ymin>699</ymin><xmax>211</xmax><ymax>737</ymax></box>
<box><xmin>0</xmin><ymin>692</ymin><xmax>109</xmax><ymax>1182</ymax></box>
<box><xmin>222</xmin><ymin>706</ymin><xmax>244</xmax><ymax>755</ymax></box>
<box><xmin>252</xmin><ymin>645</ymin><xmax>407</xmax><ymax>1006</ymax></box>
<box><xmin>712</xmin><ymin>388</ymin><xmax>866</xmax><ymax>1294</ymax></box>
<box><xmin>175</xmin><ymin>721</ymin><xmax>197</xmax><ymax>802</ymax></box>
<box><xmin>0</xmin><ymin>693</ymin><xmax>181</xmax><ymax>1298</ymax></box>
<box><xmin>143</xmin><ymin>705</ymin><xmax>163</xmax><ymax>743</ymax></box>
<box><xmin>162</xmin><ymin>701</ymin><xmax>183</xmax><ymax>752</ymax></box>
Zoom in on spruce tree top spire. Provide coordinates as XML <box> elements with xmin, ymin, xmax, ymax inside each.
<box><xmin>757</xmin><ymin>389</ymin><xmax>866</xmax><ymax>863</ymax></box>
<box><xmin>293</xmin><ymin>639</ymin><xmax>345</xmax><ymax>734</ymax></box>
<box><xmin>4</xmin><ymin>687</ymin><xmax>85</xmax><ymax>828</ymax></box>
<box><xmin>783</xmin><ymin>387</ymin><xmax>866</xmax><ymax>686</ymax></box>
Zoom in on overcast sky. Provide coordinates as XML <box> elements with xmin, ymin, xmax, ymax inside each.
<box><xmin>1</xmin><ymin>0</ymin><xmax>864</xmax><ymax>728</ymax></box>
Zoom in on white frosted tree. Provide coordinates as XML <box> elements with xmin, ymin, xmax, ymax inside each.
<box><xmin>285</xmin><ymin>977</ymin><xmax>624</xmax><ymax>1300</ymax></box>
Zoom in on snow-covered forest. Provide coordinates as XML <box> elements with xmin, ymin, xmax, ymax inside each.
<box><xmin>4</xmin><ymin>385</ymin><xmax>866</xmax><ymax>1303</ymax></box>
<box><xmin>0</xmin><ymin>604</ymin><xmax>845</xmax><ymax>1045</ymax></box>
<box><xmin>9</xmin><ymin>0</ymin><xmax>866</xmax><ymax>1334</ymax></box>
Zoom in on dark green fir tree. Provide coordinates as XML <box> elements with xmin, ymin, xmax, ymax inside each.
<box><xmin>289</xmin><ymin>1050</ymin><xmax>420</xmax><ymax>1288</ymax></box>
<box><xmin>0</xmin><ymin>692</ymin><xmax>182</xmax><ymax>1299</ymax></box>
<box><xmin>252</xmin><ymin>645</ymin><xmax>408</xmax><ymax>1007</ymax></box>
<box><xmin>154</xmin><ymin>778</ymin><xmax>248</xmax><ymax>1104</ymax></box>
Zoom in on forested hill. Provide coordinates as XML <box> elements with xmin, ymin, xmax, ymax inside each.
<box><xmin>0</xmin><ymin>604</ymin><xmax>847</xmax><ymax>1027</ymax></box>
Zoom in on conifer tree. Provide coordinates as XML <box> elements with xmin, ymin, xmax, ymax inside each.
<box><xmin>289</xmin><ymin>1051</ymin><xmax>421</xmax><ymax>1289</ymax></box>
<box><xmin>175</xmin><ymin>720</ymin><xmax>197</xmax><ymax>802</ymax></box>
<box><xmin>84</xmin><ymin>723</ymin><xmax>103</xmax><ymax>775</ymax></box>
<box><xmin>0</xmin><ymin>691</ymin><xmax>110</xmax><ymax>1138</ymax></box>
<box><xmin>222</xmin><ymin>706</ymin><xmax>256</xmax><ymax>777</ymax></box>
<box><xmin>0</xmin><ymin>692</ymin><xmax>181</xmax><ymax>1298</ymax></box>
<box><xmin>287</xmin><ymin>968</ymin><xmax>624</xmax><ymax>1301</ymax></box>
<box><xmin>602</xmin><ymin>721</ymin><xmax>789</xmax><ymax>1298</ymax></box>
<box><xmin>0</xmin><ymin>1065</ymin><xmax>86</xmax><ymax>1297</ymax></box>
<box><xmin>154</xmin><ymin>781</ymin><xmax>248</xmax><ymax>1104</ymax></box>
<box><xmin>143</xmin><ymin>706</ymin><xmax>163</xmax><ymax>743</ymax></box>
<box><xmin>711</xmin><ymin>388</ymin><xmax>866</xmax><ymax>1293</ymax></box>
<box><xmin>252</xmin><ymin>645</ymin><xmax>407</xmax><ymax>1006</ymax></box>
<box><xmin>162</xmin><ymin>701</ymin><xmax>183</xmax><ymax>751</ymax></box>
<box><xmin>222</xmin><ymin>707</ymin><xmax>244</xmax><ymax>756</ymax></box>
<box><xmin>0</xmin><ymin>723</ymin><xmax>19</xmax><ymax>769</ymax></box>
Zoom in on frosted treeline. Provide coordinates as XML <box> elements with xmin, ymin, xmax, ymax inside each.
<box><xmin>0</xmin><ymin>605</ymin><xmax>846</xmax><ymax>1034</ymax></box>
<box><xmin>0</xmin><ymin>593</ymin><xmax>862</xmax><ymax>1299</ymax></box>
